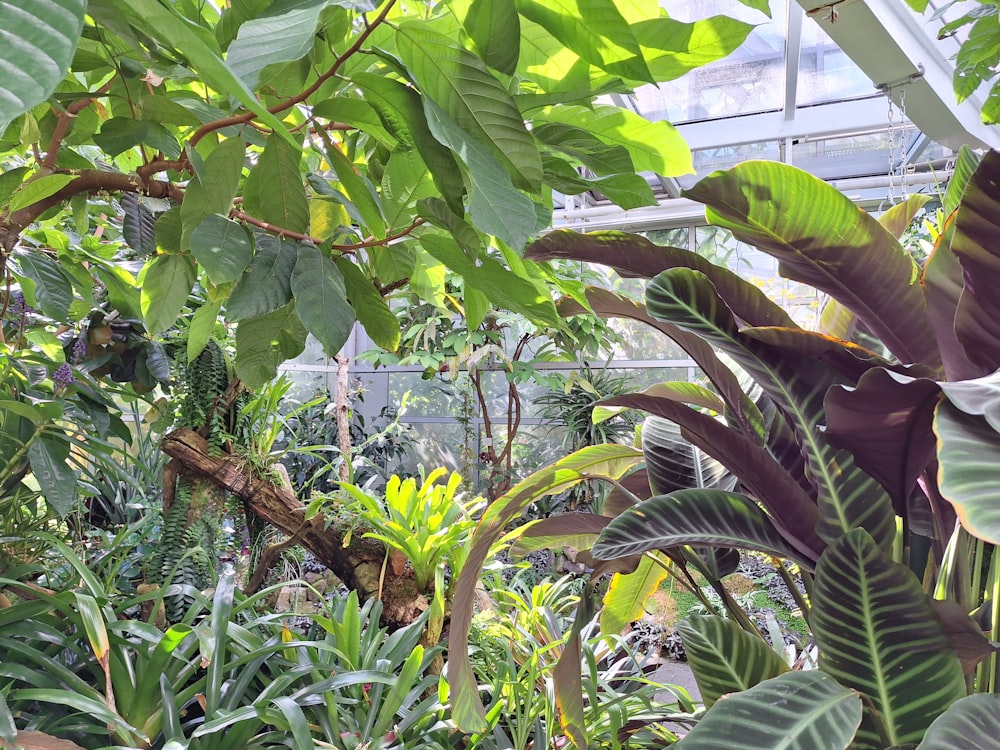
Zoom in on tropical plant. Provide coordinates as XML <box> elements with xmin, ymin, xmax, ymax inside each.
<box><xmin>448</xmin><ymin>147</ymin><xmax>1000</xmax><ymax>747</ymax></box>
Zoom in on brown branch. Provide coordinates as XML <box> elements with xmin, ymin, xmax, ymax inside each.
<box><xmin>137</xmin><ymin>158</ymin><xmax>191</xmax><ymax>184</ymax></box>
<box><xmin>230</xmin><ymin>210</ymin><xmax>327</xmax><ymax>245</ymax></box>
<box><xmin>244</xmin><ymin>520</ymin><xmax>316</xmax><ymax>594</ymax></box>
<box><xmin>329</xmin><ymin>219</ymin><xmax>425</xmax><ymax>251</ymax></box>
<box><xmin>43</xmin><ymin>81</ymin><xmax>114</xmax><ymax>171</ymax></box>
<box><xmin>189</xmin><ymin>0</ymin><xmax>400</xmax><ymax>147</ymax></box>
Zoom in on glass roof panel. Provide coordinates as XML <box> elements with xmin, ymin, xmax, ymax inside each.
<box><xmin>797</xmin><ymin>17</ymin><xmax>875</xmax><ymax>106</ymax></box>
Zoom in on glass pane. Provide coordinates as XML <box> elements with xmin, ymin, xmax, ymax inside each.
<box><xmin>680</xmin><ymin>141</ymin><xmax>782</xmax><ymax>189</ymax></box>
<box><xmin>797</xmin><ymin>21</ymin><xmax>874</xmax><ymax>106</ymax></box>
<box><xmin>389</xmin><ymin>371</ymin><xmax>472</xmax><ymax>418</ymax></box>
<box><xmin>644</xmin><ymin>227</ymin><xmax>690</xmax><ymax>250</ymax></box>
<box><xmin>395</xmin><ymin>422</ymin><xmax>469</xmax><ymax>476</ymax></box>
<box><xmin>633</xmin><ymin>0</ymin><xmax>785</xmax><ymax>122</ymax></box>
<box><xmin>790</xmin><ymin>126</ymin><xmax>920</xmax><ymax>180</ymax></box>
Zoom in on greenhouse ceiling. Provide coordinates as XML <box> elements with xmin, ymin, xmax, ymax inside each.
<box><xmin>554</xmin><ymin>0</ymin><xmax>1000</xmax><ymax>230</ymax></box>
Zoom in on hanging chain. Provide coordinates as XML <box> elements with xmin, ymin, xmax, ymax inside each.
<box><xmin>899</xmin><ymin>86</ymin><xmax>909</xmax><ymax>199</ymax></box>
<box><xmin>875</xmin><ymin>65</ymin><xmax>924</xmax><ymax>208</ymax></box>
<box><xmin>886</xmin><ymin>95</ymin><xmax>897</xmax><ymax>205</ymax></box>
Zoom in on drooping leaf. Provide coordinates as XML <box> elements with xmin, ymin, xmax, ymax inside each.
<box><xmin>634</xmin><ymin>15</ymin><xmax>754</xmax><ymax>82</ymax></box>
<box><xmin>121</xmin><ymin>193</ymin><xmax>157</xmax><ymax>256</ymax></box>
<box><xmin>28</xmin><ymin>431</ymin><xmax>77</xmax><ymax>517</ymax></box>
<box><xmin>289</xmin><ymin>244</ymin><xmax>356</xmax><ymax>357</ymax></box>
<box><xmin>464</xmin><ymin>0</ymin><xmax>519</xmax><ymax>74</ymax></box>
<box><xmin>538</xmin><ymin>104</ymin><xmax>692</xmax><ymax>177</ymax></box>
<box><xmin>396</xmin><ymin>22</ymin><xmax>543</xmax><ymax>192</ymax></box>
<box><xmin>246</xmin><ymin>133</ymin><xmax>309</xmax><ymax>234</ymax></box>
<box><xmin>810</xmin><ymin>529</ymin><xmax>966</xmax><ymax>749</ymax></box>
<box><xmin>942</xmin><ymin>145</ymin><xmax>980</xmax><ymax>219</ymax></box>
<box><xmin>916</xmin><ymin>694</ymin><xmax>1000</xmax><ymax>749</ymax></box>
<box><xmin>13</xmin><ymin>249</ymin><xmax>74</xmax><ymax>322</ymax></box>
<box><xmin>510</xmin><ymin>512</ymin><xmax>609</xmax><ymax>558</ymax></box>
<box><xmin>879</xmin><ymin>194</ymin><xmax>931</xmax><ymax>239</ymax></box>
<box><xmin>592</xmin><ymin>489</ymin><xmax>813</xmax><ymax>566</ymax></box>
<box><xmin>950</xmin><ymin>150</ymin><xmax>1000</xmax><ymax>372</ymax></box>
<box><xmin>935</xmin><ymin>399</ymin><xmax>1000</xmax><ymax>545</ymax></box>
<box><xmin>321</xmin><ymin>138</ymin><xmax>386</xmax><ymax>238</ymax></box>
<box><xmin>675</xmin><ymin>615</ymin><xmax>789</xmax><ymax>708</ymax></box>
<box><xmin>139</xmin><ymin>254</ymin><xmax>196</xmax><ymax>335</ymax></box>
<box><xmin>542</xmin><ymin>153</ymin><xmax>655</xmax><ymax>209</ymax></box>
<box><xmin>380</xmin><ymin>149</ymin><xmax>437</xmax><ymax>228</ymax></box>
<box><xmin>187</xmin><ymin>300</ymin><xmax>222</xmax><ymax>364</ymax></box>
<box><xmin>190</xmin><ymin>214</ymin><xmax>253</xmax><ymax>284</ymax></box>
<box><xmin>599</xmin><ymin>554</ymin><xmax>666</xmax><ymax>636</ymax></box>
<box><xmin>180</xmin><ymin>137</ymin><xmax>245</xmax><ymax>250</ymax></box>
<box><xmin>674</xmin><ymin>672</ymin><xmax>861</xmax><ymax>750</ymax></box>
<box><xmin>683</xmin><ymin>160</ymin><xmax>940</xmax><ymax>370</ymax></box>
<box><xmin>334</xmin><ymin>258</ymin><xmax>399</xmax><ymax>352</ymax></box>
<box><xmin>234</xmin><ymin>302</ymin><xmax>308</xmax><ymax>389</ymax></box>
<box><xmin>639</xmin><ymin>412</ymin><xmax>735</xmax><ymax>495</ymax></box>
<box><xmin>646</xmin><ymin>268</ymin><xmax>896</xmax><ymax>554</ymax></box>
<box><xmin>0</xmin><ymin>0</ymin><xmax>86</xmax><ymax>133</ymax></box>
<box><xmin>226</xmin><ymin>236</ymin><xmax>296</xmax><ymax>320</ymax></box>
<box><xmin>449</xmin><ymin>444</ymin><xmax>643</xmax><ymax>732</ymax></box>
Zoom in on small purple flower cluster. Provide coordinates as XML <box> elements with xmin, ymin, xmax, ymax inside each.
<box><xmin>71</xmin><ymin>336</ymin><xmax>88</xmax><ymax>364</ymax></box>
<box><xmin>6</xmin><ymin>291</ymin><xmax>34</xmax><ymax>318</ymax></box>
<box><xmin>53</xmin><ymin>363</ymin><xmax>75</xmax><ymax>390</ymax></box>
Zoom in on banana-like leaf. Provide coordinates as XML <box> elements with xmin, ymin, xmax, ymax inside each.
<box><xmin>879</xmin><ymin>194</ymin><xmax>932</xmax><ymax>239</ymax></box>
<box><xmin>675</xmin><ymin>615</ymin><xmax>789</xmax><ymax>708</ymax></box>
<box><xmin>449</xmin><ymin>444</ymin><xmax>642</xmax><ymax>732</ymax></box>
<box><xmin>646</xmin><ymin>268</ymin><xmax>896</xmax><ymax>554</ymax></box>
<box><xmin>935</xmin><ymin>399</ymin><xmax>1000</xmax><ymax>544</ymax></box>
<box><xmin>560</xmin><ymin>288</ymin><xmax>763</xmax><ymax>439</ymax></box>
<box><xmin>916</xmin><ymin>694</ymin><xmax>1000</xmax><ymax>749</ymax></box>
<box><xmin>601</xmin><ymin>393</ymin><xmax>822</xmax><ymax>560</ymax></box>
<box><xmin>942</xmin><ymin>145</ymin><xmax>981</xmax><ymax>219</ymax></box>
<box><xmin>509</xmin><ymin>512</ymin><xmax>608</xmax><ymax>557</ymax></box>
<box><xmin>810</xmin><ymin>529</ymin><xmax>966</xmax><ymax>749</ymax></box>
<box><xmin>824</xmin><ymin>367</ymin><xmax>941</xmax><ymax>515</ymax></box>
<box><xmin>951</xmin><ymin>150</ymin><xmax>1000</xmax><ymax>372</ymax></box>
<box><xmin>592</xmin><ymin>489</ymin><xmax>813</xmax><ymax>567</ymax></box>
<box><xmin>527</xmin><ymin>230</ymin><xmax>794</xmax><ymax>327</ymax></box>
<box><xmin>674</xmin><ymin>671</ymin><xmax>861</xmax><ymax>749</ymax></box>
<box><xmin>683</xmin><ymin>160</ymin><xmax>940</xmax><ymax>370</ymax></box>
<box><xmin>599</xmin><ymin>553</ymin><xmax>667</xmax><ymax>635</ymax></box>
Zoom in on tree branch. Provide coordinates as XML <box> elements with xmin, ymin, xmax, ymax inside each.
<box><xmin>43</xmin><ymin>81</ymin><xmax>114</xmax><ymax>171</ymax></box>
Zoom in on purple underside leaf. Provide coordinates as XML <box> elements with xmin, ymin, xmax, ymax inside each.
<box><xmin>824</xmin><ymin>366</ymin><xmax>940</xmax><ymax>515</ymax></box>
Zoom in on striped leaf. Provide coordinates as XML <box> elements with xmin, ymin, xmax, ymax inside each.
<box><xmin>683</xmin><ymin>160</ymin><xmax>940</xmax><ymax>370</ymax></box>
<box><xmin>591</xmin><ymin>489</ymin><xmax>812</xmax><ymax>567</ymax></box>
<box><xmin>640</xmin><ymin>414</ymin><xmax>735</xmax><ymax>495</ymax></box>
<box><xmin>811</xmin><ymin>529</ymin><xmax>966</xmax><ymax>749</ymax></box>
<box><xmin>646</xmin><ymin>268</ymin><xmax>896</xmax><ymax>554</ymax></box>
<box><xmin>675</xmin><ymin>615</ymin><xmax>788</xmax><ymax>708</ymax></box>
<box><xmin>916</xmin><ymin>694</ymin><xmax>1000</xmax><ymax>749</ymax></box>
<box><xmin>675</xmin><ymin>671</ymin><xmax>861</xmax><ymax>750</ymax></box>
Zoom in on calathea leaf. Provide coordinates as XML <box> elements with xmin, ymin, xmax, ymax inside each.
<box><xmin>675</xmin><ymin>615</ymin><xmax>789</xmax><ymax>708</ymax></box>
<box><xmin>917</xmin><ymin>694</ymin><xmax>1000</xmax><ymax>750</ymax></box>
<box><xmin>396</xmin><ymin>22</ymin><xmax>543</xmax><ymax>193</ymax></box>
<box><xmin>674</xmin><ymin>672</ymin><xmax>861</xmax><ymax>750</ymax></box>
<box><xmin>599</xmin><ymin>554</ymin><xmax>666</xmax><ymax>636</ymax></box>
<box><xmin>234</xmin><ymin>302</ymin><xmax>308</xmax><ymax>389</ymax></box>
<box><xmin>226</xmin><ymin>236</ymin><xmax>296</xmax><ymax>321</ymax></box>
<box><xmin>0</xmin><ymin>0</ymin><xmax>86</xmax><ymax>133</ymax></box>
<box><xmin>139</xmin><ymin>254</ymin><xmax>197</xmax><ymax>335</ymax></box>
<box><xmin>289</xmin><ymin>244</ymin><xmax>356</xmax><ymax>357</ymax></box>
<box><xmin>810</xmin><ymin>528</ymin><xmax>966</xmax><ymax>749</ymax></box>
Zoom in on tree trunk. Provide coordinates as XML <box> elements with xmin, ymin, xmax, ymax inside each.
<box><xmin>160</xmin><ymin>427</ymin><xmax>426</xmax><ymax>627</ymax></box>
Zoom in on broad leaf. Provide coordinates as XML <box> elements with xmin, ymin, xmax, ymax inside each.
<box><xmin>335</xmin><ymin>258</ymin><xmax>399</xmax><ymax>351</ymax></box>
<box><xmin>811</xmin><ymin>529</ymin><xmax>966</xmax><ymax>749</ymax></box>
<box><xmin>234</xmin><ymin>303</ymin><xmax>308</xmax><ymax>390</ymax></box>
<box><xmin>321</xmin><ymin>138</ymin><xmax>386</xmax><ymax>238</ymax></box>
<box><xmin>0</xmin><ymin>0</ymin><xmax>86</xmax><ymax>133</ymax></box>
<box><xmin>226</xmin><ymin>236</ymin><xmax>296</xmax><ymax>320</ymax></box>
<box><xmin>951</xmin><ymin>150</ymin><xmax>1000</xmax><ymax>372</ymax></box>
<box><xmin>683</xmin><ymin>160</ymin><xmax>940</xmax><ymax>370</ymax></box>
<box><xmin>675</xmin><ymin>615</ymin><xmax>789</xmax><ymax>708</ymax></box>
<box><xmin>942</xmin><ymin>145</ymin><xmax>980</xmax><ymax>219</ymax></box>
<box><xmin>187</xmin><ymin>300</ymin><xmax>222</xmax><ymax>364</ymax></box>
<box><xmin>245</xmin><ymin>133</ymin><xmax>309</xmax><ymax>234</ymax></box>
<box><xmin>510</xmin><ymin>512</ymin><xmax>609</xmax><ymax>558</ymax></box>
<box><xmin>190</xmin><ymin>214</ymin><xmax>253</xmax><ymax>284</ymax></box>
<box><xmin>675</xmin><ymin>672</ymin><xmax>861</xmax><ymax>750</ymax></box>
<box><xmin>13</xmin><ymin>249</ymin><xmax>74</xmax><ymax>322</ymax></box>
<box><xmin>935</xmin><ymin>399</ymin><xmax>1000</xmax><ymax>544</ymax></box>
<box><xmin>639</xmin><ymin>413</ymin><xmax>735</xmax><ymax>494</ymax></box>
<box><xmin>917</xmin><ymin>694</ymin><xmax>1000</xmax><ymax>749</ymax></box>
<box><xmin>121</xmin><ymin>193</ymin><xmax>157</xmax><ymax>256</ymax></box>
<box><xmin>592</xmin><ymin>489</ymin><xmax>813</xmax><ymax>566</ymax></box>
<box><xmin>8</xmin><ymin>174</ymin><xmax>77</xmax><ymax>213</ymax></box>
<box><xmin>180</xmin><ymin>137</ymin><xmax>245</xmax><ymax>250</ymax></box>
<box><xmin>646</xmin><ymin>268</ymin><xmax>896</xmax><ymax>554</ymax></box>
<box><xmin>139</xmin><ymin>254</ymin><xmax>196</xmax><ymax>335</ymax></box>
<box><xmin>28</xmin><ymin>431</ymin><xmax>77</xmax><ymax>517</ymax></box>
<box><xmin>924</xmin><ymin>225</ymin><xmax>983</xmax><ymax>381</ymax></box>
<box><xmin>464</xmin><ymin>0</ymin><xmax>519</xmax><ymax>74</ymax></box>
<box><xmin>397</xmin><ymin>22</ymin><xmax>543</xmax><ymax>192</ymax></box>
<box><xmin>635</xmin><ymin>15</ymin><xmax>754</xmax><ymax>82</ymax></box>
<box><xmin>289</xmin><ymin>244</ymin><xmax>356</xmax><ymax>357</ymax></box>
<box><xmin>599</xmin><ymin>554</ymin><xmax>666</xmax><ymax>635</ymax></box>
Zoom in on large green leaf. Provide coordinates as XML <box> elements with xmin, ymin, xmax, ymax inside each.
<box><xmin>646</xmin><ymin>268</ymin><xmax>896</xmax><ymax>554</ymax></box>
<box><xmin>942</xmin><ymin>145</ymin><xmax>981</xmax><ymax>219</ymax></box>
<box><xmin>635</xmin><ymin>15</ymin><xmax>753</xmax><ymax>82</ymax></box>
<box><xmin>322</xmin><ymin>139</ymin><xmax>386</xmax><ymax>238</ymax></box>
<box><xmin>950</xmin><ymin>150</ymin><xmax>1000</xmax><ymax>372</ymax></box>
<box><xmin>538</xmin><ymin>105</ymin><xmax>692</xmax><ymax>177</ymax></box>
<box><xmin>139</xmin><ymin>254</ymin><xmax>196</xmax><ymax>335</ymax></box>
<box><xmin>396</xmin><ymin>22</ymin><xmax>543</xmax><ymax>192</ymax></box>
<box><xmin>335</xmin><ymin>257</ymin><xmax>399</xmax><ymax>351</ymax></box>
<box><xmin>449</xmin><ymin>444</ymin><xmax>642</xmax><ymax>732</ymax></box>
<box><xmin>289</xmin><ymin>244</ymin><xmax>355</xmax><ymax>357</ymax></box>
<box><xmin>917</xmin><ymin>694</ymin><xmax>1000</xmax><ymax>749</ymax></box>
<box><xmin>8</xmin><ymin>174</ymin><xmax>77</xmax><ymax>213</ymax></box>
<box><xmin>675</xmin><ymin>615</ymin><xmax>789</xmax><ymax>708</ymax></box>
<box><xmin>13</xmin><ymin>249</ymin><xmax>74</xmax><ymax>322</ymax></box>
<box><xmin>675</xmin><ymin>672</ymin><xmax>861</xmax><ymax>750</ymax></box>
<box><xmin>180</xmin><ymin>137</ymin><xmax>245</xmax><ymax>250</ymax></box>
<box><xmin>234</xmin><ymin>302</ymin><xmax>307</xmax><ymax>389</ymax></box>
<box><xmin>27</xmin><ymin>431</ymin><xmax>76</xmax><ymax>517</ymax></box>
<box><xmin>542</xmin><ymin>153</ymin><xmax>655</xmax><ymax>210</ymax></box>
<box><xmin>244</xmin><ymin>133</ymin><xmax>309</xmax><ymax>234</ymax></box>
<box><xmin>685</xmin><ymin>161</ymin><xmax>940</xmax><ymax>370</ymax></box>
<box><xmin>0</xmin><ymin>0</ymin><xmax>86</xmax><ymax>133</ymax></box>
<box><xmin>810</xmin><ymin>529</ymin><xmax>966</xmax><ymax>749</ymax></box>
<box><xmin>464</xmin><ymin>0</ymin><xmax>519</xmax><ymax>74</ymax></box>
<box><xmin>515</xmin><ymin>0</ymin><xmax>652</xmax><ymax>83</ymax></box>
<box><xmin>935</xmin><ymin>398</ymin><xmax>1000</xmax><ymax>545</ymax></box>
<box><xmin>599</xmin><ymin>554</ymin><xmax>666</xmax><ymax>636</ymax></box>
<box><xmin>592</xmin><ymin>489</ymin><xmax>813</xmax><ymax>565</ymax></box>
<box><xmin>190</xmin><ymin>214</ymin><xmax>253</xmax><ymax>284</ymax></box>
<box><xmin>225</xmin><ymin>1</ymin><xmax>330</xmax><ymax>90</ymax></box>
<box><xmin>226</xmin><ymin>236</ymin><xmax>296</xmax><ymax>320</ymax></box>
